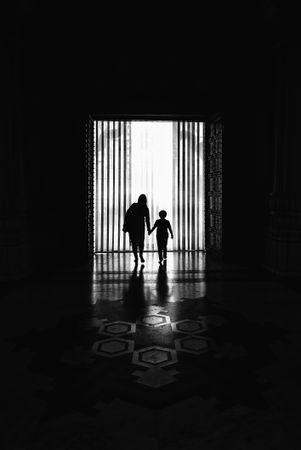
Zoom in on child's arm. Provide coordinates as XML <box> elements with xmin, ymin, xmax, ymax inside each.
<box><xmin>167</xmin><ymin>221</ymin><xmax>174</xmax><ymax>238</ymax></box>
<box><xmin>149</xmin><ymin>221</ymin><xmax>158</xmax><ymax>235</ymax></box>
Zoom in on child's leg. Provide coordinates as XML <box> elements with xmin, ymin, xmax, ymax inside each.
<box><xmin>157</xmin><ymin>239</ymin><xmax>163</xmax><ymax>261</ymax></box>
<box><xmin>163</xmin><ymin>237</ymin><xmax>168</xmax><ymax>259</ymax></box>
<box><xmin>163</xmin><ymin>245</ymin><xmax>167</xmax><ymax>259</ymax></box>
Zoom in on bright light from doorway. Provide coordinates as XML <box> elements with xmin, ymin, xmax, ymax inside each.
<box><xmin>131</xmin><ymin>121</ymin><xmax>173</xmax><ymax>249</ymax></box>
<box><xmin>94</xmin><ymin>119</ymin><xmax>204</xmax><ymax>253</ymax></box>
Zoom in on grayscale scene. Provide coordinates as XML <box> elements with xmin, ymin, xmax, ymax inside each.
<box><xmin>2</xmin><ymin>2</ymin><xmax>301</xmax><ymax>450</ymax></box>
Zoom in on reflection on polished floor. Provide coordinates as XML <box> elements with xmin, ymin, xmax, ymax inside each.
<box><xmin>2</xmin><ymin>252</ymin><xmax>301</xmax><ymax>449</ymax></box>
<box><xmin>92</xmin><ymin>252</ymin><xmax>208</xmax><ymax>305</ymax></box>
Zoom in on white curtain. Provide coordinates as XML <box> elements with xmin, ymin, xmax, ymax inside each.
<box><xmin>173</xmin><ymin>121</ymin><xmax>204</xmax><ymax>251</ymax></box>
<box><xmin>94</xmin><ymin>120</ymin><xmax>204</xmax><ymax>252</ymax></box>
<box><xmin>94</xmin><ymin>121</ymin><xmax>132</xmax><ymax>252</ymax></box>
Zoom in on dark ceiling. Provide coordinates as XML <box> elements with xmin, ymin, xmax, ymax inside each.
<box><xmin>4</xmin><ymin>1</ymin><xmax>300</xmax><ymax>116</ymax></box>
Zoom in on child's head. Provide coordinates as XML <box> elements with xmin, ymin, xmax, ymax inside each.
<box><xmin>159</xmin><ymin>210</ymin><xmax>167</xmax><ymax>219</ymax></box>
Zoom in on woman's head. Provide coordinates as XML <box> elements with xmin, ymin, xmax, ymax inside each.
<box><xmin>138</xmin><ymin>194</ymin><xmax>147</xmax><ymax>205</ymax></box>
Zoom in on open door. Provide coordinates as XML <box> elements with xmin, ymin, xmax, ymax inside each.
<box><xmin>205</xmin><ymin>113</ymin><xmax>223</xmax><ymax>257</ymax></box>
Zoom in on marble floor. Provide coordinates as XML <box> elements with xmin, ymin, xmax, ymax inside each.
<box><xmin>1</xmin><ymin>252</ymin><xmax>301</xmax><ymax>449</ymax></box>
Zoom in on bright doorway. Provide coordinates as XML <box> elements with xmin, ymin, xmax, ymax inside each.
<box><xmin>93</xmin><ymin>120</ymin><xmax>204</xmax><ymax>252</ymax></box>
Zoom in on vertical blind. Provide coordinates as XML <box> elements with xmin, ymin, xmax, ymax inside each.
<box><xmin>94</xmin><ymin>121</ymin><xmax>132</xmax><ymax>252</ymax></box>
<box><xmin>173</xmin><ymin>122</ymin><xmax>204</xmax><ymax>251</ymax></box>
<box><xmin>94</xmin><ymin>120</ymin><xmax>204</xmax><ymax>252</ymax></box>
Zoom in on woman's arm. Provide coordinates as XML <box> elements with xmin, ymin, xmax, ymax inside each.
<box><xmin>123</xmin><ymin>203</ymin><xmax>134</xmax><ymax>231</ymax></box>
<box><xmin>145</xmin><ymin>207</ymin><xmax>151</xmax><ymax>233</ymax></box>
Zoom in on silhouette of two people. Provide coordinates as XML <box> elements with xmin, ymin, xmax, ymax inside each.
<box><xmin>123</xmin><ymin>194</ymin><xmax>174</xmax><ymax>264</ymax></box>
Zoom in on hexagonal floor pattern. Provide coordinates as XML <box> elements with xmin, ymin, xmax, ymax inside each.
<box><xmin>3</xmin><ymin>252</ymin><xmax>301</xmax><ymax>450</ymax></box>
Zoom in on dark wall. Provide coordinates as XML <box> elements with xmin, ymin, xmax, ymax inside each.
<box><xmin>3</xmin><ymin>1</ymin><xmax>296</xmax><ymax>272</ymax></box>
<box><xmin>222</xmin><ymin>50</ymin><xmax>276</xmax><ymax>263</ymax></box>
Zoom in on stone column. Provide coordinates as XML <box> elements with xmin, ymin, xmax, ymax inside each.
<box><xmin>264</xmin><ymin>44</ymin><xmax>301</xmax><ymax>276</ymax></box>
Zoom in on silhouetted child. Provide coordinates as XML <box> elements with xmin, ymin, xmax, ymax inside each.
<box><xmin>149</xmin><ymin>210</ymin><xmax>173</xmax><ymax>263</ymax></box>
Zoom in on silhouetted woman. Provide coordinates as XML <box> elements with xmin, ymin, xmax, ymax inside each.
<box><xmin>123</xmin><ymin>194</ymin><xmax>150</xmax><ymax>263</ymax></box>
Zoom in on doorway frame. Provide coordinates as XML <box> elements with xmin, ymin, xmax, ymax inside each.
<box><xmin>85</xmin><ymin>113</ymin><xmax>222</xmax><ymax>258</ymax></box>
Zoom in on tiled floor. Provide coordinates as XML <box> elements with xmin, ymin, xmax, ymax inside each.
<box><xmin>1</xmin><ymin>252</ymin><xmax>301</xmax><ymax>449</ymax></box>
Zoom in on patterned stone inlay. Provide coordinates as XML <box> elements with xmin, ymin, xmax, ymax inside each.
<box><xmin>142</xmin><ymin>349</ymin><xmax>169</xmax><ymax>365</ymax></box>
<box><xmin>171</xmin><ymin>317</ymin><xmax>207</xmax><ymax>334</ymax></box>
<box><xmin>92</xmin><ymin>338</ymin><xmax>134</xmax><ymax>358</ymax></box>
<box><xmin>99</xmin><ymin>321</ymin><xmax>136</xmax><ymax>336</ymax></box>
<box><xmin>132</xmin><ymin>346</ymin><xmax>177</xmax><ymax>368</ymax></box>
<box><xmin>137</xmin><ymin>314</ymin><xmax>171</xmax><ymax>328</ymax></box>
<box><xmin>175</xmin><ymin>336</ymin><xmax>211</xmax><ymax>354</ymax></box>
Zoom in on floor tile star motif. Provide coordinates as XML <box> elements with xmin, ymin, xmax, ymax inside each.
<box><xmin>133</xmin><ymin>367</ymin><xmax>179</xmax><ymax>388</ymax></box>
<box><xmin>132</xmin><ymin>346</ymin><xmax>177</xmax><ymax>368</ymax></box>
<box><xmin>171</xmin><ymin>317</ymin><xmax>208</xmax><ymax>334</ymax></box>
<box><xmin>137</xmin><ymin>314</ymin><xmax>171</xmax><ymax>327</ymax></box>
<box><xmin>175</xmin><ymin>336</ymin><xmax>213</xmax><ymax>354</ymax></box>
<box><xmin>92</xmin><ymin>338</ymin><xmax>134</xmax><ymax>358</ymax></box>
<box><xmin>98</xmin><ymin>320</ymin><xmax>136</xmax><ymax>336</ymax></box>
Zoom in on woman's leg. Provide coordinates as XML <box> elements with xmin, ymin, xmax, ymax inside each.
<box><xmin>130</xmin><ymin>236</ymin><xmax>138</xmax><ymax>262</ymax></box>
<box><xmin>138</xmin><ymin>239</ymin><xmax>145</xmax><ymax>262</ymax></box>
